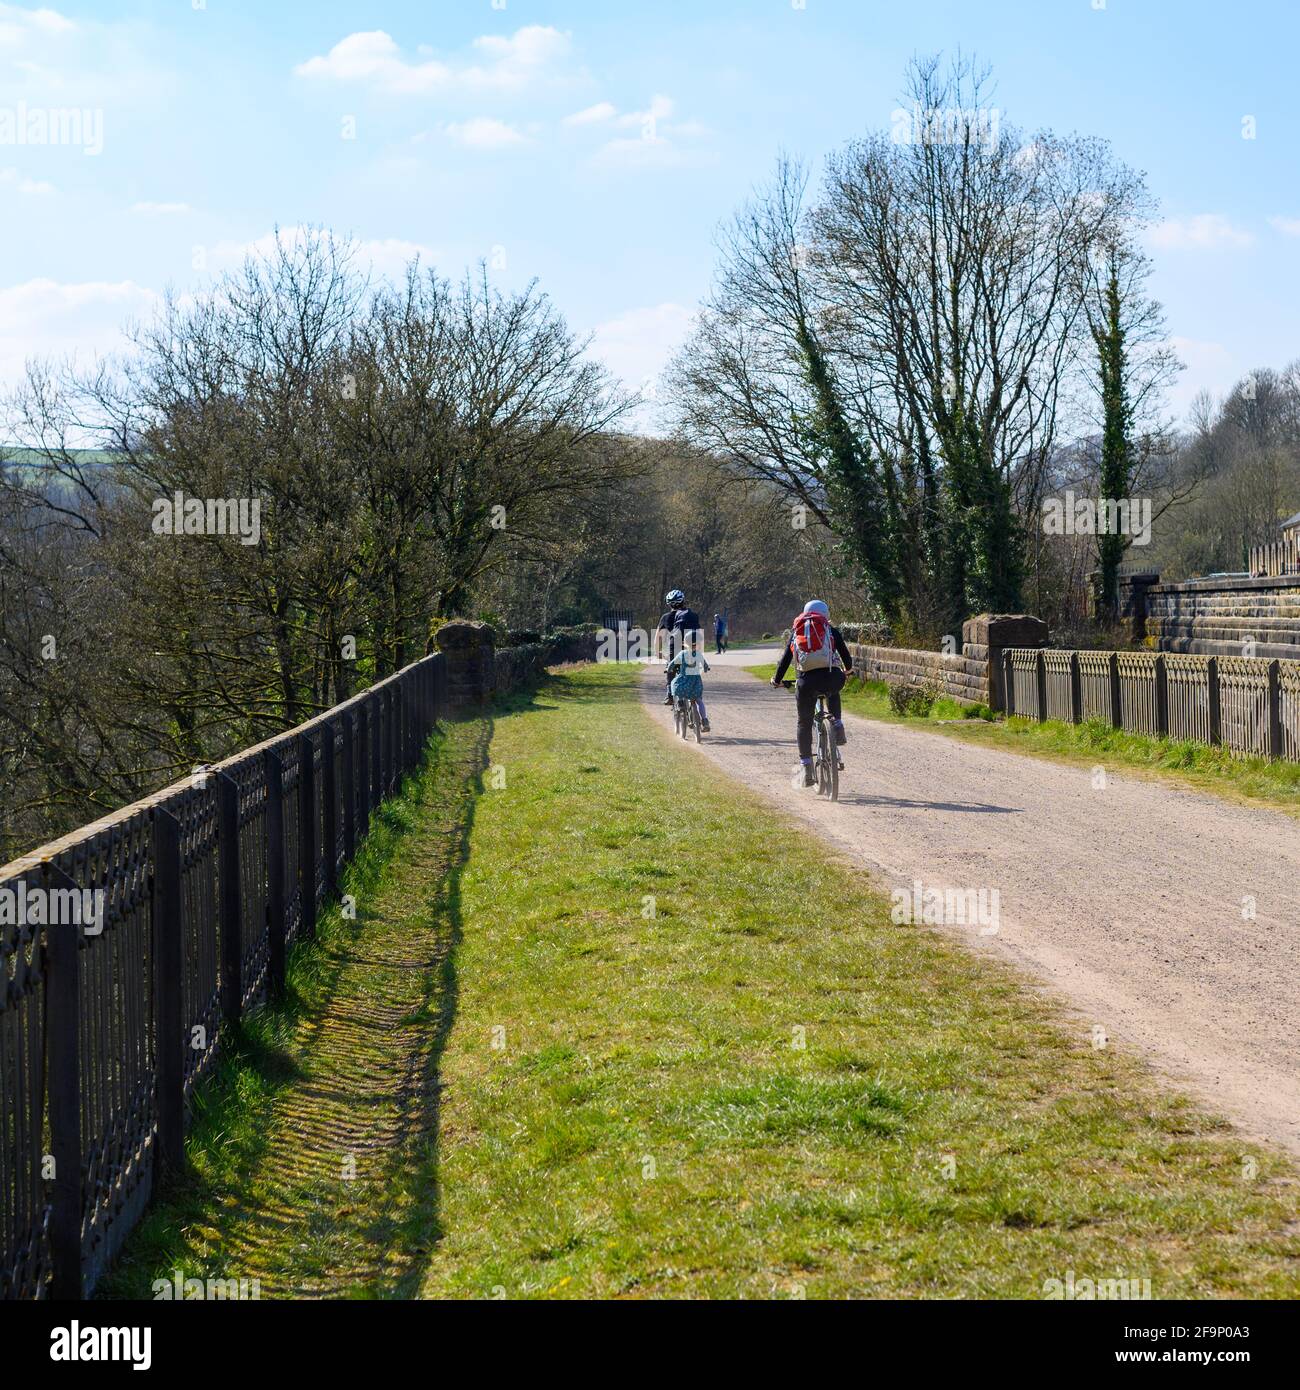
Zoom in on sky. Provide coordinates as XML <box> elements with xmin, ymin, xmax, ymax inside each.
<box><xmin>2</xmin><ymin>0</ymin><xmax>1299</xmax><ymax>429</ymax></box>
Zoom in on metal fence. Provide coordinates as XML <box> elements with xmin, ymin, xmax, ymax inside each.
<box><xmin>1</xmin><ymin>652</ymin><xmax>447</xmax><ymax>1299</ymax></box>
<box><xmin>1003</xmin><ymin>648</ymin><xmax>1298</xmax><ymax>760</ymax></box>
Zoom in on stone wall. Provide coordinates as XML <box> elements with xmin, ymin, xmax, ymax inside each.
<box><xmin>1145</xmin><ymin>576</ymin><xmax>1300</xmax><ymax>660</ymax></box>
<box><xmin>847</xmin><ymin>613</ymin><xmax>1048</xmax><ymax>711</ymax></box>
<box><xmin>434</xmin><ymin>622</ymin><xmax>601</xmax><ymax>709</ymax></box>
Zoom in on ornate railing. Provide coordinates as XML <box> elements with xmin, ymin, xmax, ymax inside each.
<box><xmin>1002</xmin><ymin>648</ymin><xmax>1296</xmax><ymax>761</ymax></box>
<box><xmin>1</xmin><ymin>653</ymin><xmax>446</xmax><ymax>1298</ymax></box>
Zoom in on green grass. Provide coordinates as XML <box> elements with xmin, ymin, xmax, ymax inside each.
<box><xmin>747</xmin><ymin>662</ymin><xmax>1300</xmax><ymax>817</ymax></box>
<box><xmin>105</xmin><ymin>664</ymin><xmax>1299</xmax><ymax>1299</ymax></box>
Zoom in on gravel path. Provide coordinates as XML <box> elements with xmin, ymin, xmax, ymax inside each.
<box><xmin>643</xmin><ymin>645</ymin><xmax>1300</xmax><ymax>1156</ymax></box>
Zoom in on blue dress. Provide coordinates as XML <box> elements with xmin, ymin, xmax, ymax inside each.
<box><xmin>671</xmin><ymin>671</ymin><xmax>704</xmax><ymax>699</ymax></box>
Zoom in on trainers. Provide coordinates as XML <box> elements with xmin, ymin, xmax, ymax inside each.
<box><xmin>801</xmin><ymin>762</ymin><xmax>815</xmax><ymax>787</ymax></box>
<box><xmin>701</xmin><ymin>719</ymin><xmax>711</xmax><ymax>733</ymax></box>
<box><xmin>663</xmin><ymin>694</ymin><xmax>674</xmax><ymax>705</ymax></box>
<box><xmin>834</xmin><ymin>720</ymin><xmax>848</xmax><ymax>746</ymax></box>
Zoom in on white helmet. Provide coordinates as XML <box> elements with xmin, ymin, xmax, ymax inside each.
<box><xmin>665</xmin><ymin>589</ymin><xmax>685</xmax><ymax>605</ymax></box>
<box><xmin>802</xmin><ymin>599</ymin><xmax>830</xmax><ymax>619</ymax></box>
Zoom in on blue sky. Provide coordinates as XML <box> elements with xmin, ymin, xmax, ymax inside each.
<box><xmin>2</xmin><ymin>0</ymin><xmax>1298</xmax><ymax>426</ymax></box>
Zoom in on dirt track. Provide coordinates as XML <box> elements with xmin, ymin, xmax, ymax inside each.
<box><xmin>643</xmin><ymin>645</ymin><xmax>1300</xmax><ymax>1156</ymax></box>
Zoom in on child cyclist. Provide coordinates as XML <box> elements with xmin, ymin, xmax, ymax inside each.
<box><xmin>769</xmin><ymin>599</ymin><xmax>853</xmax><ymax>786</ymax></box>
<box><xmin>667</xmin><ymin>629</ymin><xmax>712</xmax><ymax>733</ymax></box>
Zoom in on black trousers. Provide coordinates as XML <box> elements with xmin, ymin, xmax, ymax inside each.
<box><xmin>795</xmin><ymin>668</ymin><xmax>845</xmax><ymax>759</ymax></box>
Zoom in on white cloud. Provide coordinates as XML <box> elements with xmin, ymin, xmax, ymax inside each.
<box><xmin>443</xmin><ymin>117</ymin><xmax>529</xmax><ymax>150</ymax></box>
<box><xmin>1268</xmin><ymin>216</ymin><xmax>1300</xmax><ymax>237</ymax></box>
<box><xmin>294</xmin><ymin>24</ymin><xmax>571</xmax><ymax>97</ymax></box>
<box><xmin>613</xmin><ymin>94</ymin><xmax>674</xmax><ymax>131</ymax></box>
<box><xmin>130</xmin><ymin>200</ymin><xmax>190</xmax><ymax>215</ymax></box>
<box><xmin>562</xmin><ymin>101</ymin><xmax>616</xmax><ymax>127</ymax></box>
<box><xmin>0</xmin><ymin>165</ymin><xmax>53</xmax><ymax>194</ymax></box>
<box><xmin>571</xmin><ymin>94</ymin><xmax>710</xmax><ymax>171</ymax></box>
<box><xmin>1149</xmin><ymin>214</ymin><xmax>1254</xmax><ymax>251</ymax></box>
<box><xmin>590</xmin><ymin>301</ymin><xmax>694</xmax><ymax>405</ymax></box>
<box><xmin>0</xmin><ymin>4</ymin><xmax>168</xmax><ymax>112</ymax></box>
<box><xmin>0</xmin><ymin>276</ymin><xmax>158</xmax><ymax>390</ymax></box>
<box><xmin>0</xmin><ymin>3</ymin><xmax>77</xmax><ymax>45</ymax></box>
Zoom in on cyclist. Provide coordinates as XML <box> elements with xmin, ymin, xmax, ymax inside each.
<box><xmin>770</xmin><ymin>599</ymin><xmax>853</xmax><ymax>787</ymax></box>
<box><xmin>667</xmin><ymin>630</ymin><xmax>712</xmax><ymax>732</ymax></box>
<box><xmin>657</xmin><ymin>589</ymin><xmax>703</xmax><ymax>704</ymax></box>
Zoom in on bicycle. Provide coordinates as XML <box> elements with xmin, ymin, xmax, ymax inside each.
<box><xmin>778</xmin><ymin>678</ymin><xmax>842</xmax><ymax>800</ymax></box>
<box><xmin>673</xmin><ymin>692</ymin><xmax>704</xmax><ymax>742</ymax></box>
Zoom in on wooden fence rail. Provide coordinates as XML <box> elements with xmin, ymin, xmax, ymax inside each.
<box><xmin>1003</xmin><ymin>648</ymin><xmax>1296</xmax><ymax>761</ymax></box>
<box><xmin>0</xmin><ymin>652</ymin><xmax>447</xmax><ymax>1299</ymax></box>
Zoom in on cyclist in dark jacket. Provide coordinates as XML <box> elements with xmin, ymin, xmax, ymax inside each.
<box><xmin>771</xmin><ymin>600</ymin><xmax>853</xmax><ymax>786</ymax></box>
<box><xmin>657</xmin><ymin>589</ymin><xmax>703</xmax><ymax>703</ymax></box>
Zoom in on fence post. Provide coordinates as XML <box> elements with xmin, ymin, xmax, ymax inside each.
<box><xmin>1034</xmin><ymin>651</ymin><xmax>1047</xmax><ymax>723</ymax></box>
<box><xmin>1155</xmin><ymin>655</ymin><xmax>1168</xmax><ymax>737</ymax></box>
<box><xmin>1108</xmin><ymin>652</ymin><xmax>1122</xmax><ymax>729</ymax></box>
<box><xmin>321</xmin><ymin>720</ymin><xmax>338</xmax><ymax>898</ymax></box>
<box><xmin>216</xmin><ymin>771</ymin><xmax>242</xmax><ymax>1023</ymax></box>
<box><xmin>45</xmin><ymin>863</ymin><xmax>83</xmax><ymax>1300</ymax></box>
<box><xmin>151</xmin><ymin>807</ymin><xmax>185</xmax><ymax>1174</ymax></box>
<box><xmin>372</xmin><ymin>691</ymin><xmax>383</xmax><ymax>809</ymax></box>
<box><xmin>387</xmin><ymin>686</ymin><xmax>398</xmax><ymax>791</ymax></box>
<box><xmin>1207</xmin><ymin>657</ymin><xmax>1221</xmax><ymax>745</ymax></box>
<box><xmin>1068</xmin><ymin>652</ymin><xmax>1082</xmax><ymax>724</ymax></box>
<box><xmin>1268</xmin><ymin>660</ymin><xmax>1283</xmax><ymax>759</ymax></box>
<box><xmin>1002</xmin><ymin>650</ymin><xmax>1014</xmax><ymax>715</ymax></box>
<box><xmin>298</xmin><ymin>732</ymin><xmax>317</xmax><ymax>942</ymax></box>
<box><xmin>357</xmin><ymin>702</ymin><xmax>370</xmax><ymax>836</ymax></box>
<box><xmin>264</xmin><ymin>750</ymin><xmax>286</xmax><ymax>1001</ymax></box>
<box><xmin>342</xmin><ymin>710</ymin><xmax>356</xmax><ymax>863</ymax></box>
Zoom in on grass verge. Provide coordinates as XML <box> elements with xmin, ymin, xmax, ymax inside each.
<box><xmin>746</xmin><ymin>662</ymin><xmax>1300</xmax><ymax>817</ymax></box>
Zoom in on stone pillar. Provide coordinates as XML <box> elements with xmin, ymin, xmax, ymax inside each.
<box><xmin>962</xmin><ymin>613</ymin><xmax>1049</xmax><ymax>712</ymax></box>
<box><xmin>433</xmin><ymin>620</ymin><xmax>496</xmax><ymax>710</ymax></box>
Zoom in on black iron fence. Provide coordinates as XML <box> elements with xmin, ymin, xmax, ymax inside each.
<box><xmin>1</xmin><ymin>651</ymin><xmax>447</xmax><ymax>1299</ymax></box>
<box><xmin>1003</xmin><ymin>648</ymin><xmax>1300</xmax><ymax>761</ymax></box>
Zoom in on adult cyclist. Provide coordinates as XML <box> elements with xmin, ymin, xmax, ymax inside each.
<box><xmin>770</xmin><ymin>599</ymin><xmax>853</xmax><ymax>787</ymax></box>
<box><xmin>657</xmin><ymin>589</ymin><xmax>703</xmax><ymax>704</ymax></box>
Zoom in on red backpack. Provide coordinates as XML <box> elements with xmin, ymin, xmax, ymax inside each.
<box><xmin>791</xmin><ymin>612</ymin><xmax>833</xmax><ymax>672</ymax></box>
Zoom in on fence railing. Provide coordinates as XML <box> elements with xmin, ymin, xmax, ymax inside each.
<box><xmin>1</xmin><ymin>651</ymin><xmax>448</xmax><ymax>1299</ymax></box>
<box><xmin>1002</xmin><ymin>648</ymin><xmax>1298</xmax><ymax>760</ymax></box>
<box><xmin>1248</xmin><ymin>533</ymin><xmax>1300</xmax><ymax>578</ymax></box>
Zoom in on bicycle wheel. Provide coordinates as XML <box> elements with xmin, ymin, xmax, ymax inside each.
<box><xmin>678</xmin><ymin>700</ymin><xmax>691</xmax><ymax>740</ymax></box>
<box><xmin>690</xmin><ymin>700</ymin><xmax>703</xmax><ymax>742</ymax></box>
<box><xmin>672</xmin><ymin>699</ymin><xmax>683</xmax><ymax>737</ymax></box>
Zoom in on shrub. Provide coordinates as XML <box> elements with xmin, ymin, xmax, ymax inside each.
<box><xmin>886</xmin><ymin>678</ymin><xmax>939</xmax><ymax>718</ymax></box>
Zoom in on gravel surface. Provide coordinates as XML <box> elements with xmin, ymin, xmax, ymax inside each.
<box><xmin>644</xmin><ymin>644</ymin><xmax>1300</xmax><ymax>1155</ymax></box>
